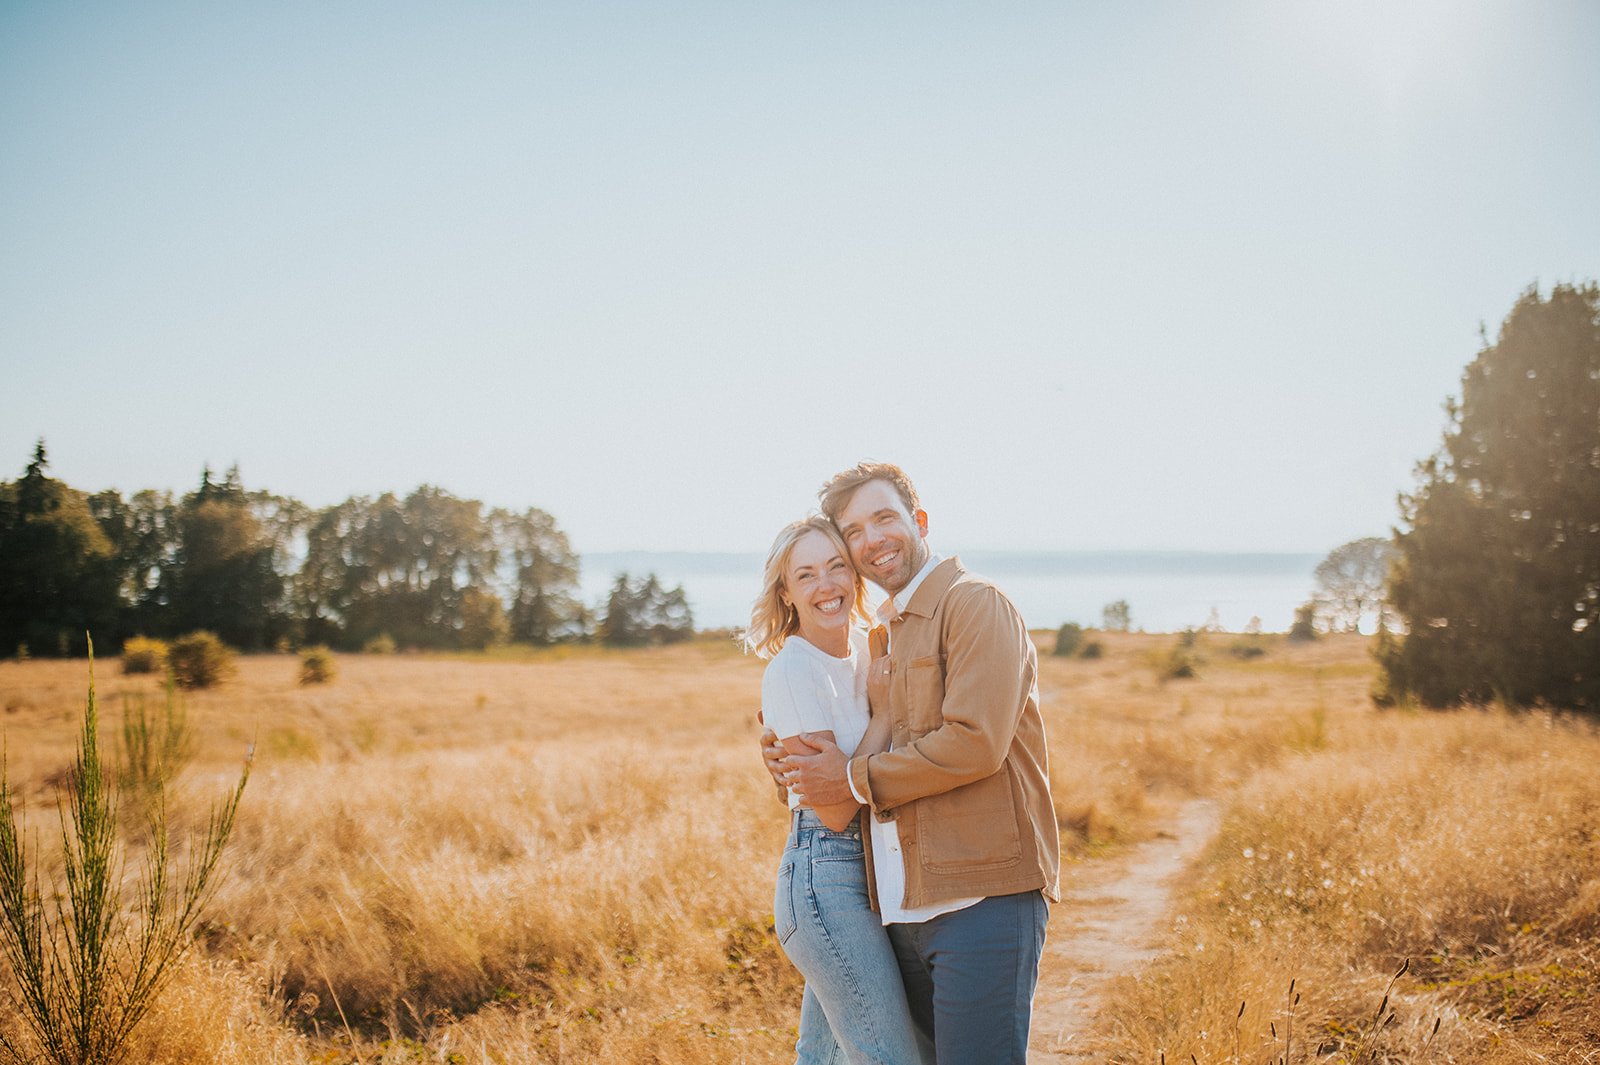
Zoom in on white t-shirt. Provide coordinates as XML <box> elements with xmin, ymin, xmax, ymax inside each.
<box><xmin>761</xmin><ymin>630</ymin><xmax>870</xmax><ymax>810</ymax></box>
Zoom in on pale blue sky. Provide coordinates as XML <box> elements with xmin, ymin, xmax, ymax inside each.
<box><xmin>4</xmin><ymin>1</ymin><xmax>1597</xmax><ymax>554</ymax></box>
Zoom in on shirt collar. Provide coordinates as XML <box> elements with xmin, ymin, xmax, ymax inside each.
<box><xmin>875</xmin><ymin>550</ymin><xmax>942</xmax><ymax>625</ymax></box>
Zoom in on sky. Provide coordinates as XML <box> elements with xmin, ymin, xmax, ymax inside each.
<box><xmin>3</xmin><ymin>1</ymin><xmax>1597</xmax><ymax>555</ymax></box>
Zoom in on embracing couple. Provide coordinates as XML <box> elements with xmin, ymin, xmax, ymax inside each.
<box><xmin>746</xmin><ymin>462</ymin><xmax>1061</xmax><ymax>1065</ymax></box>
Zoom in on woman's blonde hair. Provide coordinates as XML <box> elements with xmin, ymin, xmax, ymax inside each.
<box><xmin>742</xmin><ymin>515</ymin><xmax>869</xmax><ymax>659</ymax></box>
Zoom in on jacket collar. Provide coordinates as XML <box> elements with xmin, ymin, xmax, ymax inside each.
<box><xmin>902</xmin><ymin>556</ymin><xmax>963</xmax><ymax>619</ymax></box>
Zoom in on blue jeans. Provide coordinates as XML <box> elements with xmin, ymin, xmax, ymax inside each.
<box><xmin>886</xmin><ymin>890</ymin><xmax>1049</xmax><ymax>1065</ymax></box>
<box><xmin>775</xmin><ymin>809</ymin><xmax>925</xmax><ymax>1065</ymax></box>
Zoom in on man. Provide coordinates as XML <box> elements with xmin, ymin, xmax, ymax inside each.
<box><xmin>765</xmin><ymin>461</ymin><xmax>1060</xmax><ymax>1064</ymax></box>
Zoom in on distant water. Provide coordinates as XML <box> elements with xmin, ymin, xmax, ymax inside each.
<box><xmin>580</xmin><ymin>550</ymin><xmax>1320</xmax><ymax>634</ymax></box>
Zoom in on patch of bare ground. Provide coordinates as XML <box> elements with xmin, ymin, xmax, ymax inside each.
<box><xmin>1031</xmin><ymin>799</ymin><xmax>1221</xmax><ymax>1062</ymax></box>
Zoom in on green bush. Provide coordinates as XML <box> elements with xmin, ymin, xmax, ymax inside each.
<box><xmin>120</xmin><ymin>636</ymin><xmax>168</xmax><ymax>675</ymax></box>
<box><xmin>298</xmin><ymin>646</ymin><xmax>336</xmax><ymax>686</ymax></box>
<box><xmin>1228</xmin><ymin>637</ymin><xmax>1267</xmax><ymax>660</ymax></box>
<box><xmin>362</xmin><ymin>633</ymin><xmax>397</xmax><ymax>655</ymax></box>
<box><xmin>166</xmin><ymin>631</ymin><xmax>235</xmax><ymax>690</ymax></box>
<box><xmin>1052</xmin><ymin>622</ymin><xmax>1084</xmax><ymax>657</ymax></box>
<box><xmin>1078</xmin><ymin>640</ymin><xmax>1104</xmax><ymax>660</ymax></box>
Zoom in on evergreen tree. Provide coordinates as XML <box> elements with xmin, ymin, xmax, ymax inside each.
<box><xmin>0</xmin><ymin>442</ymin><xmax>119</xmax><ymax>656</ymax></box>
<box><xmin>599</xmin><ymin>572</ymin><xmax>694</xmax><ymax>646</ymax></box>
<box><xmin>1380</xmin><ymin>283</ymin><xmax>1600</xmax><ymax>711</ymax></box>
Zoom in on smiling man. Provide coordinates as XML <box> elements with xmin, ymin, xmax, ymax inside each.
<box><xmin>771</xmin><ymin>461</ymin><xmax>1061</xmax><ymax>1064</ymax></box>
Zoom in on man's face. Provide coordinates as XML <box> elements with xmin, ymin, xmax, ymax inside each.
<box><xmin>835</xmin><ymin>479</ymin><xmax>929</xmax><ymax>595</ymax></box>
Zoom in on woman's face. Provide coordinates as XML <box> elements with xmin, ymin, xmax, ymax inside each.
<box><xmin>783</xmin><ymin>529</ymin><xmax>856</xmax><ymax>640</ymax></box>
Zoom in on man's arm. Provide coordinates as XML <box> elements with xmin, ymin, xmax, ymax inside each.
<box><xmin>781</xmin><ymin>731</ymin><xmax>858</xmax><ymax>830</ymax></box>
<box><xmin>782</xmin><ymin>700</ymin><xmax>892</xmax><ymax>808</ymax></box>
<box><xmin>848</xmin><ymin>583</ymin><xmax>1035</xmax><ymax>811</ymax></box>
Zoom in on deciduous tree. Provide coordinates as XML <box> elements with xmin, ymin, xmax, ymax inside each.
<box><xmin>492</xmin><ymin>507</ymin><xmax>584</xmax><ymax>644</ymax></box>
<box><xmin>1313</xmin><ymin>537</ymin><xmax>1395</xmax><ymax>634</ymax></box>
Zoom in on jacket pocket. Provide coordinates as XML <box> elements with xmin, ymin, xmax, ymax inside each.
<box><xmin>916</xmin><ymin>765</ymin><xmax>1023</xmax><ymax>874</ymax></box>
<box><xmin>901</xmin><ymin>654</ymin><xmax>945</xmax><ymax>733</ymax></box>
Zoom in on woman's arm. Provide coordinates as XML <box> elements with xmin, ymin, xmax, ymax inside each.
<box><xmin>781</xmin><ymin>730</ymin><xmax>860</xmax><ymax>831</ymax></box>
<box><xmin>856</xmin><ymin>711</ymin><xmax>891</xmax><ymax>757</ymax></box>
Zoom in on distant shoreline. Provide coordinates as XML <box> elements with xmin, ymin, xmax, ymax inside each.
<box><xmin>579</xmin><ymin>549</ymin><xmax>1322</xmax><ymax>634</ymax></box>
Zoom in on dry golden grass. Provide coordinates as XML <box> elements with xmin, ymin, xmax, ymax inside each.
<box><xmin>1083</xmin><ymin>644</ymin><xmax>1600</xmax><ymax>1063</ymax></box>
<box><xmin>1</xmin><ymin>631</ymin><xmax>1597</xmax><ymax>1063</ymax></box>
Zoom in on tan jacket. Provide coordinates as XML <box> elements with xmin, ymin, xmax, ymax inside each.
<box><xmin>850</xmin><ymin>557</ymin><xmax>1061</xmax><ymax>909</ymax></box>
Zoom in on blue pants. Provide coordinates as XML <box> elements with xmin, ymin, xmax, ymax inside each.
<box><xmin>776</xmin><ymin>809</ymin><xmax>924</xmax><ymax>1065</ymax></box>
<box><xmin>886</xmin><ymin>890</ymin><xmax>1049</xmax><ymax>1065</ymax></box>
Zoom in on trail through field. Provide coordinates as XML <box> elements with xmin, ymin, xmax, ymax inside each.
<box><xmin>1029</xmin><ymin>798</ymin><xmax>1222</xmax><ymax>1063</ymax></box>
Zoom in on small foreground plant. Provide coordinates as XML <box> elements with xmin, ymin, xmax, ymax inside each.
<box><xmin>298</xmin><ymin>645</ymin><xmax>337</xmax><ymax>686</ymax></box>
<box><xmin>118</xmin><ymin>637</ymin><xmax>168</xmax><ymax>675</ymax></box>
<box><xmin>165</xmin><ymin>630</ymin><xmax>235</xmax><ymax>690</ymax></box>
<box><xmin>0</xmin><ymin>638</ymin><xmax>250</xmax><ymax>1065</ymax></box>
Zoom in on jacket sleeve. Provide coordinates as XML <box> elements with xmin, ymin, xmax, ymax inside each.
<box><xmin>847</xmin><ymin>582</ymin><xmax>1035</xmax><ymax>812</ymax></box>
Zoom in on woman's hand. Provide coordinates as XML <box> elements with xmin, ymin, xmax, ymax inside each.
<box><xmin>756</xmin><ymin>711</ymin><xmax>790</xmax><ymax>803</ymax></box>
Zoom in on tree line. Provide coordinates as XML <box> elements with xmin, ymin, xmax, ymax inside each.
<box><xmin>0</xmin><ymin>450</ymin><xmax>692</xmax><ymax>656</ymax></box>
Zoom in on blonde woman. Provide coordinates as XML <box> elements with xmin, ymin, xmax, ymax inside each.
<box><xmin>746</xmin><ymin>516</ymin><xmax>924</xmax><ymax>1065</ymax></box>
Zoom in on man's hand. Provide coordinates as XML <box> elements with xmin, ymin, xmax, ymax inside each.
<box><xmin>786</xmin><ymin>734</ymin><xmax>852</xmax><ymax>807</ymax></box>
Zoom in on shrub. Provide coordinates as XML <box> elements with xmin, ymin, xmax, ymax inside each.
<box><xmin>121</xmin><ymin>636</ymin><xmax>168</xmax><ymax>675</ymax></box>
<box><xmin>298</xmin><ymin>646</ymin><xmax>337</xmax><ymax>686</ymax></box>
<box><xmin>1162</xmin><ymin>649</ymin><xmax>1199</xmax><ymax>680</ymax></box>
<box><xmin>362</xmin><ymin>633</ymin><xmax>397</xmax><ymax>655</ymax></box>
<box><xmin>1158</xmin><ymin>633</ymin><xmax>1202</xmax><ymax>681</ymax></box>
<box><xmin>1287</xmin><ymin>601</ymin><xmax>1319</xmax><ymax>642</ymax></box>
<box><xmin>1078</xmin><ymin>640</ymin><xmax>1104</xmax><ymax>660</ymax></box>
<box><xmin>166</xmin><ymin>631</ymin><xmax>235</xmax><ymax>690</ymax></box>
<box><xmin>1053</xmin><ymin>623</ymin><xmax>1084</xmax><ymax>657</ymax></box>
<box><xmin>1228</xmin><ymin>637</ymin><xmax>1266</xmax><ymax>660</ymax></box>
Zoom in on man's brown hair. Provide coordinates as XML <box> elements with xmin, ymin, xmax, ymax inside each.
<box><xmin>818</xmin><ymin>461</ymin><xmax>922</xmax><ymax>523</ymax></box>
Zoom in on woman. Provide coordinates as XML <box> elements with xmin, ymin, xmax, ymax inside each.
<box><xmin>745</xmin><ymin>516</ymin><xmax>922</xmax><ymax>1065</ymax></box>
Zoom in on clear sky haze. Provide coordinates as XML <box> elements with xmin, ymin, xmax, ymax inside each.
<box><xmin>4</xmin><ymin>1</ymin><xmax>1597</xmax><ymax>555</ymax></box>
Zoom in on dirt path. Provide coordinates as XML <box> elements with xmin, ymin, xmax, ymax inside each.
<box><xmin>1029</xmin><ymin>799</ymin><xmax>1222</xmax><ymax>1062</ymax></box>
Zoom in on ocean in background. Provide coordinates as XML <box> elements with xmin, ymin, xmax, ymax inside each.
<box><xmin>580</xmin><ymin>550</ymin><xmax>1322</xmax><ymax>634</ymax></box>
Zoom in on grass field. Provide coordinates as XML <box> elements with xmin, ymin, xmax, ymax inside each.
<box><xmin>1</xmin><ymin>632</ymin><xmax>1596</xmax><ymax>1063</ymax></box>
